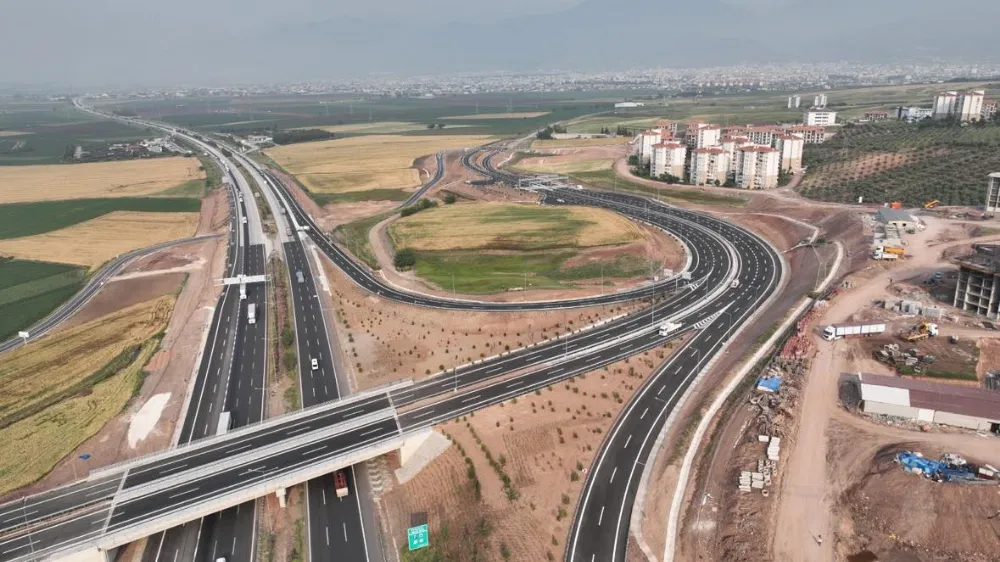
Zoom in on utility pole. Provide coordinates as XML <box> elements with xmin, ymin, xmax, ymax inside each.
<box><xmin>452</xmin><ymin>274</ymin><xmax>456</xmax><ymax>299</ymax></box>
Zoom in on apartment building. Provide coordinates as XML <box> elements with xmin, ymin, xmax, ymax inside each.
<box><xmin>983</xmin><ymin>99</ymin><xmax>998</xmax><ymax>121</ymax></box>
<box><xmin>720</xmin><ymin>135</ymin><xmax>753</xmax><ymax>167</ymax></box>
<box><xmin>685</xmin><ymin>123</ymin><xmax>722</xmax><ymax>149</ymax></box>
<box><xmin>650</xmin><ymin>142</ymin><xmax>687</xmax><ymax>179</ymax></box>
<box><xmin>782</xmin><ymin>125</ymin><xmax>827</xmax><ymax>144</ymax></box>
<box><xmin>956</xmin><ymin>90</ymin><xmax>985</xmax><ymax>122</ymax></box>
<box><xmin>654</xmin><ymin>120</ymin><xmax>679</xmax><ymax>136</ymax></box>
<box><xmin>787</xmin><ymin>95</ymin><xmax>801</xmax><ymax>109</ymax></box>
<box><xmin>747</xmin><ymin>126</ymin><xmax>777</xmax><ymax>146</ymax></box>
<box><xmin>864</xmin><ymin>110</ymin><xmax>890</xmax><ymax>121</ymax></box>
<box><xmin>735</xmin><ymin>146</ymin><xmax>780</xmax><ymax>189</ymax></box>
<box><xmin>638</xmin><ymin>129</ymin><xmax>663</xmax><ymax>163</ymax></box>
<box><xmin>774</xmin><ymin>134</ymin><xmax>804</xmax><ymax>172</ymax></box>
<box><xmin>933</xmin><ymin>91</ymin><xmax>958</xmax><ymax>119</ymax></box>
<box><xmin>803</xmin><ymin>109</ymin><xmax>837</xmax><ymax>126</ymax></box>
<box><xmin>689</xmin><ymin>147</ymin><xmax>729</xmax><ymax>186</ymax></box>
<box><xmin>813</xmin><ymin>94</ymin><xmax>828</xmax><ymax>108</ymax></box>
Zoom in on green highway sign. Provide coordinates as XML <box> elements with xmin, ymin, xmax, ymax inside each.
<box><xmin>407</xmin><ymin>524</ymin><xmax>429</xmax><ymax>551</ymax></box>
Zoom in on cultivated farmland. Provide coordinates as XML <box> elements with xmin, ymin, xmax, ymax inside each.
<box><xmin>0</xmin><ymin>211</ymin><xmax>200</xmax><ymax>269</ymax></box>
<box><xmin>386</xmin><ymin>203</ymin><xmax>681</xmax><ymax>293</ymax></box>
<box><xmin>799</xmin><ymin>121</ymin><xmax>1000</xmax><ymax>206</ymax></box>
<box><xmin>0</xmin><ymin>296</ymin><xmax>173</xmax><ymax>494</ymax></box>
<box><xmin>0</xmin><ymin>197</ymin><xmax>201</xmax><ymax>239</ymax></box>
<box><xmin>0</xmin><ymin>157</ymin><xmax>205</xmax><ymax>203</ymax></box>
<box><xmin>0</xmin><ymin>258</ymin><xmax>86</xmax><ymax>341</ymax></box>
<box><xmin>531</xmin><ymin>137</ymin><xmax>629</xmax><ymax>149</ymax></box>
<box><xmin>442</xmin><ymin>112</ymin><xmax>550</xmax><ymax>120</ymax></box>
<box><xmin>265</xmin><ymin>134</ymin><xmax>492</xmax><ymax>201</ymax></box>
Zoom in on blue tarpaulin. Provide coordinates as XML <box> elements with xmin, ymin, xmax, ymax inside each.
<box><xmin>756</xmin><ymin>376</ymin><xmax>782</xmax><ymax>393</ymax></box>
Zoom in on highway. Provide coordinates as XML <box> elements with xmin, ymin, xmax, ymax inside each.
<box><xmin>138</xmin><ymin>159</ymin><xmax>269</xmax><ymax>562</ymax></box>
<box><xmin>562</xmin><ymin>188</ymin><xmax>782</xmax><ymax>562</ymax></box>
<box><xmin>0</xmin><ymin>234</ymin><xmax>223</xmax><ymax>355</ymax></box>
<box><xmin>401</xmin><ymin>151</ymin><xmax>445</xmax><ymax>207</ymax></box>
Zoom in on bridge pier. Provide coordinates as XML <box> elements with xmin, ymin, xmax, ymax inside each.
<box><xmin>276</xmin><ymin>487</ymin><xmax>288</xmax><ymax>508</ymax></box>
<box><xmin>395</xmin><ymin>429</ymin><xmax>450</xmax><ymax>485</ymax></box>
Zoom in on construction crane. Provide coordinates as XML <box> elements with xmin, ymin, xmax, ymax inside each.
<box><xmin>924</xmin><ymin>200</ymin><xmax>940</xmax><ymax>209</ymax></box>
<box><xmin>903</xmin><ymin>322</ymin><xmax>939</xmax><ymax>342</ymax></box>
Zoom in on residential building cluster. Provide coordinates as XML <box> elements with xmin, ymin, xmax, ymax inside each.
<box><xmin>637</xmin><ymin>120</ymin><xmax>826</xmax><ymax>189</ymax></box>
<box><xmin>932</xmin><ymin>89</ymin><xmax>985</xmax><ymax>121</ymax></box>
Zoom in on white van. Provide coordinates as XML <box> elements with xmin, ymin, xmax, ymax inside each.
<box><xmin>311</xmin><ymin>358</ymin><xmax>319</xmax><ymax>370</ymax></box>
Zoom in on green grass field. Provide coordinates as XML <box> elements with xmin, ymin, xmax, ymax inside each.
<box><xmin>332</xmin><ymin>212</ymin><xmax>394</xmax><ymax>269</ymax></box>
<box><xmin>569</xmin><ymin>170</ymin><xmax>747</xmax><ymax>206</ymax></box>
<box><xmin>309</xmin><ymin>188</ymin><xmax>411</xmax><ymax>205</ymax></box>
<box><xmin>799</xmin><ymin>121</ymin><xmax>1000</xmax><ymax>205</ymax></box>
<box><xmin>0</xmin><ymin>197</ymin><xmax>201</xmax><ymax>240</ymax></box>
<box><xmin>0</xmin><ymin>258</ymin><xmax>86</xmax><ymax>340</ymax></box>
<box><xmin>411</xmin><ymin>250</ymin><xmax>651</xmax><ymax>294</ymax></box>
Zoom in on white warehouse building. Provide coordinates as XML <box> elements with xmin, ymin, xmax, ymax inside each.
<box><xmin>858</xmin><ymin>373</ymin><xmax>1000</xmax><ymax>432</ymax></box>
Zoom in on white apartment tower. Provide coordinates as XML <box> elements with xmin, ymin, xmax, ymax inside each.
<box><xmin>685</xmin><ymin>123</ymin><xmax>721</xmax><ymax>149</ymax></box>
<box><xmin>987</xmin><ymin>173</ymin><xmax>1000</xmax><ymax>213</ymax></box>
<box><xmin>638</xmin><ymin>130</ymin><xmax>663</xmax><ymax>164</ymax></box>
<box><xmin>650</xmin><ymin>142</ymin><xmax>687</xmax><ymax>180</ymax></box>
<box><xmin>774</xmin><ymin>134</ymin><xmax>804</xmax><ymax>172</ymax></box>
<box><xmin>933</xmin><ymin>91</ymin><xmax>959</xmax><ymax>119</ymax></box>
<box><xmin>720</xmin><ymin>136</ymin><xmax>753</xmax><ymax>167</ymax></box>
<box><xmin>736</xmin><ymin>146</ymin><xmax>780</xmax><ymax>189</ymax></box>
<box><xmin>787</xmin><ymin>95</ymin><xmax>801</xmax><ymax>109</ymax></box>
<box><xmin>688</xmin><ymin>147</ymin><xmax>730</xmax><ymax>186</ymax></box>
<box><xmin>813</xmin><ymin>94</ymin><xmax>827</xmax><ymax>108</ymax></box>
<box><xmin>957</xmin><ymin>90</ymin><xmax>985</xmax><ymax>122</ymax></box>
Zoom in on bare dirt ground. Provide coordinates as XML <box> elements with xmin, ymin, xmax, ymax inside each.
<box><xmin>513</xmin><ymin>145</ymin><xmax>627</xmax><ymax>174</ymax></box>
<box><xmin>365</xmin><ymin>210</ymin><xmax>687</xmax><ymax>303</ymax></box>
<box><xmin>317</xmin><ymin>256</ymin><xmax>644</xmax><ymax>392</ymax></box>
<box><xmin>378</xmin><ymin>346</ymin><xmax>678</xmax><ymax>561</ymax></box>
<box><xmin>257</xmin><ymin>489</ymin><xmax>307</xmax><ymax>562</ymax></box>
<box><xmin>62</xmin><ymin>272</ymin><xmax>186</xmax><ymax>329</ymax></box>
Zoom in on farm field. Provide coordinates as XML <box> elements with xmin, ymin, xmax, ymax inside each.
<box><xmin>516</xmin><ymin>158</ymin><xmax>614</xmax><ymax>174</ymax></box>
<box><xmin>0</xmin><ymin>157</ymin><xmax>205</xmax><ymax>203</ymax></box>
<box><xmin>571</xmin><ymin>170</ymin><xmax>747</xmax><ymax>206</ymax></box>
<box><xmin>0</xmin><ymin>296</ymin><xmax>173</xmax><ymax>494</ymax></box>
<box><xmin>387</xmin><ymin>203</ymin><xmax>673</xmax><ymax>293</ymax></box>
<box><xmin>531</xmin><ymin>137</ymin><xmax>629</xmax><ymax>149</ymax></box>
<box><xmin>265</xmin><ymin>134</ymin><xmax>492</xmax><ymax>201</ymax></box>
<box><xmin>0</xmin><ymin>103</ymin><xmax>146</xmax><ymax>165</ymax></box>
<box><xmin>441</xmin><ymin>112</ymin><xmax>550</xmax><ymax>120</ymax></box>
<box><xmin>0</xmin><ymin>258</ymin><xmax>86</xmax><ymax>341</ymax></box>
<box><xmin>0</xmin><ymin>197</ymin><xmax>201</xmax><ymax>239</ymax></box>
<box><xmin>296</xmin><ymin>121</ymin><xmax>457</xmax><ymax>134</ymax></box>
<box><xmin>98</xmin><ymin>94</ymin><xmax>602</xmax><ymax>136</ymax></box>
<box><xmin>798</xmin><ymin>121</ymin><xmax>1000</xmax><ymax>206</ymax></box>
<box><xmin>0</xmin><ymin>211</ymin><xmax>200</xmax><ymax>269</ymax></box>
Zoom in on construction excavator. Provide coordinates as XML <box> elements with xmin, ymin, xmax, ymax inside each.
<box><xmin>924</xmin><ymin>200</ymin><xmax>941</xmax><ymax>209</ymax></box>
<box><xmin>903</xmin><ymin>322</ymin><xmax>939</xmax><ymax>342</ymax></box>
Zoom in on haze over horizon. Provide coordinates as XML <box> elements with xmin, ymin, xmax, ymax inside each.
<box><xmin>3</xmin><ymin>0</ymin><xmax>998</xmax><ymax>88</ymax></box>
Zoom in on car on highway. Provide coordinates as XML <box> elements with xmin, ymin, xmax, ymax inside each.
<box><xmin>296</xmin><ymin>270</ymin><xmax>305</xmax><ymax>284</ymax></box>
<box><xmin>242</xmin><ymin>217</ymin><xmax>248</xmax><ymax>224</ymax></box>
<box><xmin>311</xmin><ymin>357</ymin><xmax>319</xmax><ymax>370</ymax></box>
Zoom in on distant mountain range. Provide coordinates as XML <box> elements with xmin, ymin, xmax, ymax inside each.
<box><xmin>235</xmin><ymin>0</ymin><xmax>1000</xmax><ymax>80</ymax></box>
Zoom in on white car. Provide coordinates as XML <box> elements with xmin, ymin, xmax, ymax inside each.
<box><xmin>311</xmin><ymin>358</ymin><xmax>319</xmax><ymax>370</ymax></box>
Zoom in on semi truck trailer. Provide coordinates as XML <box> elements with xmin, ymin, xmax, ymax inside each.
<box><xmin>822</xmin><ymin>322</ymin><xmax>885</xmax><ymax>341</ymax></box>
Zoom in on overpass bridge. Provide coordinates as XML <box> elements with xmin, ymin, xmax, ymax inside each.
<box><xmin>0</xmin><ymin>385</ymin><xmax>424</xmax><ymax>562</ymax></box>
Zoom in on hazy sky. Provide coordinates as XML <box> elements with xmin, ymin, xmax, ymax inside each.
<box><xmin>0</xmin><ymin>0</ymin><xmax>991</xmax><ymax>89</ymax></box>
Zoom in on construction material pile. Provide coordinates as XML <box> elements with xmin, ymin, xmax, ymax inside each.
<box><xmin>895</xmin><ymin>451</ymin><xmax>1000</xmax><ymax>484</ymax></box>
<box><xmin>737</xmin><ymin>436</ymin><xmax>780</xmax><ymax>496</ymax></box>
<box><xmin>872</xmin><ymin>343</ymin><xmax>936</xmax><ymax>373</ymax></box>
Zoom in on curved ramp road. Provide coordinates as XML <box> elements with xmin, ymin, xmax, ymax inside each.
<box><xmin>561</xmin><ymin>188</ymin><xmax>783</xmax><ymax>562</ymax></box>
<box><xmin>0</xmin><ymin>234</ymin><xmax>223</xmax><ymax>355</ymax></box>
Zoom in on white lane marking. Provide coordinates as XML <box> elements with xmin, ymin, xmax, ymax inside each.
<box><xmin>623</xmin><ymin>434</ymin><xmax>632</xmax><ymax>448</ymax></box>
<box><xmin>460</xmin><ymin>394</ymin><xmax>482</xmax><ymax>404</ymax></box>
<box><xmin>597</xmin><ymin>506</ymin><xmax>605</xmax><ymax>526</ymax></box>
<box><xmin>343</xmin><ymin>523</ymin><xmax>348</xmax><ymax>541</ymax></box>
<box><xmin>168</xmin><ymin>487</ymin><xmax>200</xmax><ymax>500</ymax></box>
<box><xmin>326</xmin><ymin>526</ymin><xmax>330</xmax><ymax>546</ymax></box>
<box><xmin>609</xmin><ymin>466</ymin><xmax>618</xmax><ymax>483</ymax></box>
<box><xmin>640</xmin><ymin>407</ymin><xmax>648</xmax><ymax>419</ymax></box>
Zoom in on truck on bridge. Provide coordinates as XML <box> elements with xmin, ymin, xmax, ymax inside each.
<box><xmin>659</xmin><ymin>321</ymin><xmax>682</xmax><ymax>337</ymax></box>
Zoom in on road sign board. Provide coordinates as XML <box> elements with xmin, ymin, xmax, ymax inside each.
<box><xmin>407</xmin><ymin>524</ymin><xmax>429</xmax><ymax>551</ymax></box>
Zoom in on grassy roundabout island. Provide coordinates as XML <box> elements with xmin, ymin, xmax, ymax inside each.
<box><xmin>386</xmin><ymin>202</ymin><xmax>684</xmax><ymax>295</ymax></box>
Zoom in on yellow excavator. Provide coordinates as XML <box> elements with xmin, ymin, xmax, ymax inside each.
<box><xmin>924</xmin><ymin>200</ymin><xmax>941</xmax><ymax>209</ymax></box>
<box><xmin>904</xmin><ymin>322</ymin><xmax>939</xmax><ymax>342</ymax></box>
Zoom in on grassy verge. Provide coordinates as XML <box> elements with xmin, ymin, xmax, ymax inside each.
<box><xmin>0</xmin><ymin>197</ymin><xmax>201</xmax><ymax>239</ymax></box>
<box><xmin>332</xmin><ymin>211</ymin><xmax>395</xmax><ymax>270</ymax></box>
<box><xmin>0</xmin><ymin>258</ymin><xmax>88</xmax><ymax>341</ymax></box>
<box><xmin>569</xmin><ymin>170</ymin><xmax>747</xmax><ymax>207</ymax></box>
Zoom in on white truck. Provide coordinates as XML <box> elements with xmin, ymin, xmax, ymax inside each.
<box><xmin>658</xmin><ymin>321</ymin><xmax>682</xmax><ymax>337</ymax></box>
<box><xmin>216</xmin><ymin>411</ymin><xmax>232</xmax><ymax>435</ymax></box>
<box><xmin>334</xmin><ymin>470</ymin><xmax>349</xmax><ymax>498</ymax></box>
<box><xmin>247</xmin><ymin>303</ymin><xmax>256</xmax><ymax>325</ymax></box>
<box><xmin>822</xmin><ymin>322</ymin><xmax>885</xmax><ymax>341</ymax></box>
